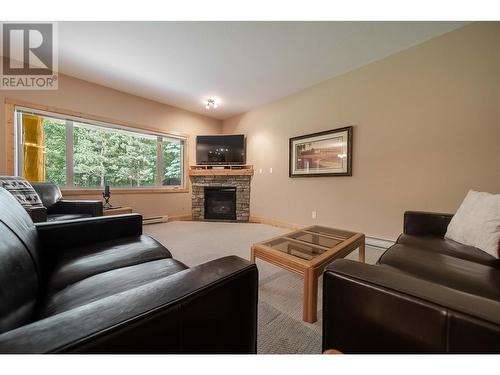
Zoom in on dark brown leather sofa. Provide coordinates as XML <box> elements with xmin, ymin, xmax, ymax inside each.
<box><xmin>0</xmin><ymin>187</ymin><xmax>258</xmax><ymax>353</ymax></box>
<box><xmin>30</xmin><ymin>182</ymin><xmax>103</xmax><ymax>222</ymax></box>
<box><xmin>323</xmin><ymin>211</ymin><xmax>500</xmax><ymax>353</ymax></box>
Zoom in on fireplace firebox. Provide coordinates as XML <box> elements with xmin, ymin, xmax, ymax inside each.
<box><xmin>204</xmin><ymin>187</ymin><xmax>237</xmax><ymax>221</ymax></box>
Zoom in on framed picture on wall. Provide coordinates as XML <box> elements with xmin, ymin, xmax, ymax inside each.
<box><xmin>289</xmin><ymin>126</ymin><xmax>353</xmax><ymax>177</ymax></box>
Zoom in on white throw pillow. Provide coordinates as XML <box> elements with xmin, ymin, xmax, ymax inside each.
<box><xmin>445</xmin><ymin>190</ymin><xmax>500</xmax><ymax>259</ymax></box>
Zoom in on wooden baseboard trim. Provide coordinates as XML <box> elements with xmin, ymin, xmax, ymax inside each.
<box><xmin>249</xmin><ymin>215</ymin><xmax>394</xmax><ymax>250</ymax></box>
<box><xmin>249</xmin><ymin>215</ymin><xmax>301</xmax><ymax>231</ymax></box>
<box><xmin>168</xmin><ymin>214</ymin><xmax>192</xmax><ymax>222</ymax></box>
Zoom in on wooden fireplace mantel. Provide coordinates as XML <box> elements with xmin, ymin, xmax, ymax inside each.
<box><xmin>188</xmin><ymin>165</ymin><xmax>254</xmax><ymax>177</ymax></box>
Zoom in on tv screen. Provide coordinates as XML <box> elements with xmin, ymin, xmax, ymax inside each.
<box><xmin>196</xmin><ymin>135</ymin><xmax>246</xmax><ymax>165</ymax></box>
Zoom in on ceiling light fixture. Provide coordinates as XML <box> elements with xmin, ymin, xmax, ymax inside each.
<box><xmin>205</xmin><ymin>99</ymin><xmax>219</xmax><ymax>110</ymax></box>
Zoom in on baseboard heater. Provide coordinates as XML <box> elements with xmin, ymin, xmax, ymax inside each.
<box><xmin>142</xmin><ymin>215</ymin><xmax>169</xmax><ymax>225</ymax></box>
<box><xmin>365</xmin><ymin>236</ymin><xmax>395</xmax><ymax>251</ymax></box>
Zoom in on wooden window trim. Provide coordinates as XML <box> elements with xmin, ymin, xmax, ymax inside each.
<box><xmin>4</xmin><ymin>98</ymin><xmax>190</xmax><ymax>194</ymax></box>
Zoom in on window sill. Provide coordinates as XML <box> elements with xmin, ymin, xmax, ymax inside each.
<box><xmin>61</xmin><ymin>187</ymin><xmax>189</xmax><ymax>196</ymax></box>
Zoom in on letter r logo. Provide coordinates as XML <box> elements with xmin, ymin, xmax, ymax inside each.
<box><xmin>2</xmin><ymin>23</ymin><xmax>53</xmax><ymax>75</ymax></box>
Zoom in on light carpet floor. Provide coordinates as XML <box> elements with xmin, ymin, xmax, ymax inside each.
<box><xmin>144</xmin><ymin>221</ymin><xmax>381</xmax><ymax>354</ymax></box>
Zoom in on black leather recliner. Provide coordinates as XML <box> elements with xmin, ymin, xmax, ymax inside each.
<box><xmin>0</xmin><ymin>187</ymin><xmax>258</xmax><ymax>353</ymax></box>
<box><xmin>30</xmin><ymin>182</ymin><xmax>103</xmax><ymax>222</ymax></box>
<box><xmin>323</xmin><ymin>211</ymin><xmax>500</xmax><ymax>353</ymax></box>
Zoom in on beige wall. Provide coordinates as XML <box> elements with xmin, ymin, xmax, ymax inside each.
<box><xmin>223</xmin><ymin>22</ymin><xmax>500</xmax><ymax>240</ymax></box>
<box><xmin>0</xmin><ymin>74</ymin><xmax>222</xmax><ymax>218</ymax></box>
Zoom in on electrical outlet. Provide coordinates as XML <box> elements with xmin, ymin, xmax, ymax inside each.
<box><xmin>259</xmin><ymin>168</ymin><xmax>263</xmax><ymax>174</ymax></box>
<box><xmin>312</xmin><ymin>211</ymin><xmax>317</xmax><ymax>219</ymax></box>
<box><xmin>269</xmin><ymin>167</ymin><xmax>273</xmax><ymax>174</ymax></box>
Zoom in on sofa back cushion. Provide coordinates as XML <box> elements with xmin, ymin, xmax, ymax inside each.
<box><xmin>0</xmin><ymin>176</ymin><xmax>43</xmax><ymax>210</ymax></box>
<box><xmin>31</xmin><ymin>182</ymin><xmax>62</xmax><ymax>210</ymax></box>
<box><xmin>0</xmin><ymin>188</ymin><xmax>42</xmax><ymax>275</ymax></box>
<box><xmin>0</xmin><ymin>219</ymin><xmax>39</xmax><ymax>334</ymax></box>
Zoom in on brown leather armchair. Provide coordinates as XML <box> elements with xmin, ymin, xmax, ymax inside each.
<box><xmin>322</xmin><ymin>211</ymin><xmax>500</xmax><ymax>353</ymax></box>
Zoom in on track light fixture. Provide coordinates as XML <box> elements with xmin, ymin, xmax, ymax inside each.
<box><xmin>205</xmin><ymin>98</ymin><xmax>219</xmax><ymax>110</ymax></box>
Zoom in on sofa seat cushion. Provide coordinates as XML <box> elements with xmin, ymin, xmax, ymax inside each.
<box><xmin>379</xmin><ymin>244</ymin><xmax>500</xmax><ymax>301</ymax></box>
<box><xmin>38</xmin><ymin>258</ymin><xmax>188</xmax><ymax>318</ymax></box>
<box><xmin>47</xmin><ymin>214</ymin><xmax>92</xmax><ymax>222</ymax></box>
<box><xmin>47</xmin><ymin>235</ymin><xmax>172</xmax><ymax>293</ymax></box>
<box><xmin>397</xmin><ymin>234</ymin><xmax>498</xmax><ymax>267</ymax></box>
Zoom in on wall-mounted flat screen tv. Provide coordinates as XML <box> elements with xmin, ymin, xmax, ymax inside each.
<box><xmin>196</xmin><ymin>135</ymin><xmax>246</xmax><ymax>165</ymax></box>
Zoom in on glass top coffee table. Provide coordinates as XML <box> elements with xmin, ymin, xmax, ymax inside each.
<box><xmin>251</xmin><ymin>225</ymin><xmax>365</xmax><ymax>323</ymax></box>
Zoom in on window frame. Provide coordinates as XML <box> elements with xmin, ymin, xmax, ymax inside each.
<box><xmin>12</xmin><ymin>103</ymin><xmax>189</xmax><ymax>194</ymax></box>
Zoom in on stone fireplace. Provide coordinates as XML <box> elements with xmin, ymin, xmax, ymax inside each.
<box><xmin>190</xmin><ymin>166</ymin><xmax>253</xmax><ymax>222</ymax></box>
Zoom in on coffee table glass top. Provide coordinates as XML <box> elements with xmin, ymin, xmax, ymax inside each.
<box><xmin>288</xmin><ymin>231</ymin><xmax>341</xmax><ymax>248</ymax></box>
<box><xmin>306</xmin><ymin>226</ymin><xmax>356</xmax><ymax>239</ymax></box>
<box><xmin>261</xmin><ymin>225</ymin><xmax>356</xmax><ymax>261</ymax></box>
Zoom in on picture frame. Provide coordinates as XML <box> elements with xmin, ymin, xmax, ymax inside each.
<box><xmin>289</xmin><ymin>126</ymin><xmax>353</xmax><ymax>177</ymax></box>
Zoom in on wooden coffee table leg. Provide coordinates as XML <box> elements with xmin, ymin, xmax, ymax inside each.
<box><xmin>250</xmin><ymin>246</ymin><xmax>256</xmax><ymax>263</ymax></box>
<box><xmin>358</xmin><ymin>240</ymin><xmax>365</xmax><ymax>263</ymax></box>
<box><xmin>303</xmin><ymin>267</ymin><xmax>318</xmax><ymax>323</ymax></box>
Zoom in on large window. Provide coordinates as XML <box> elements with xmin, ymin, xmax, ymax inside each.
<box><xmin>15</xmin><ymin>107</ymin><xmax>185</xmax><ymax>189</ymax></box>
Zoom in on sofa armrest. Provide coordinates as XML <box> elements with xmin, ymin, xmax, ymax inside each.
<box><xmin>35</xmin><ymin>214</ymin><xmax>143</xmax><ymax>252</ymax></box>
<box><xmin>403</xmin><ymin>211</ymin><xmax>453</xmax><ymax>237</ymax></box>
<box><xmin>27</xmin><ymin>206</ymin><xmax>47</xmax><ymax>223</ymax></box>
<box><xmin>49</xmin><ymin>199</ymin><xmax>103</xmax><ymax>217</ymax></box>
<box><xmin>323</xmin><ymin>259</ymin><xmax>500</xmax><ymax>353</ymax></box>
<box><xmin>0</xmin><ymin>256</ymin><xmax>258</xmax><ymax>354</ymax></box>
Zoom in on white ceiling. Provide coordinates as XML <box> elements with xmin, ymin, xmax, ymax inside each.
<box><xmin>58</xmin><ymin>21</ymin><xmax>468</xmax><ymax>120</ymax></box>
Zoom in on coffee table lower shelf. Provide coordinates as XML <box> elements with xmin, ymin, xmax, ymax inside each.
<box><xmin>251</xmin><ymin>226</ymin><xmax>365</xmax><ymax>323</ymax></box>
